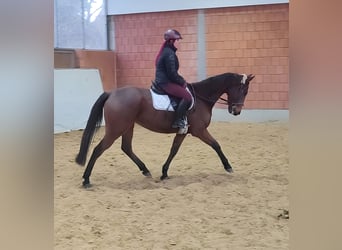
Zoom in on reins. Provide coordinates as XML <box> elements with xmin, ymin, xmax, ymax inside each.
<box><xmin>219</xmin><ymin>97</ymin><xmax>244</xmax><ymax>106</ymax></box>
<box><xmin>188</xmin><ymin>83</ymin><xmax>220</xmax><ymax>105</ymax></box>
<box><xmin>193</xmin><ymin>91</ymin><xmax>244</xmax><ymax>107</ymax></box>
<box><xmin>218</xmin><ymin>97</ymin><xmax>229</xmax><ymax>105</ymax></box>
<box><xmin>191</xmin><ymin>87</ymin><xmax>230</xmax><ymax>106</ymax></box>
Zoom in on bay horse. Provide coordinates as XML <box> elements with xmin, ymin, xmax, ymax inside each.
<box><xmin>76</xmin><ymin>72</ymin><xmax>255</xmax><ymax>187</ymax></box>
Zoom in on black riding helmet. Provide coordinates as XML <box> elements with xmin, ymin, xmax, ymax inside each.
<box><xmin>164</xmin><ymin>29</ymin><xmax>182</xmax><ymax>41</ymax></box>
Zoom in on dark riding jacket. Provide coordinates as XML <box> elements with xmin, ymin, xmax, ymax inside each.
<box><xmin>155</xmin><ymin>43</ymin><xmax>186</xmax><ymax>86</ymax></box>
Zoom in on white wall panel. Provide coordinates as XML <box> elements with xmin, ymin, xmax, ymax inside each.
<box><xmin>54</xmin><ymin>69</ymin><xmax>103</xmax><ymax>133</ymax></box>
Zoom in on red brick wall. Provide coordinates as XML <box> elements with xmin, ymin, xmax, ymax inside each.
<box><xmin>206</xmin><ymin>4</ymin><xmax>288</xmax><ymax>109</ymax></box>
<box><xmin>113</xmin><ymin>10</ymin><xmax>198</xmax><ymax>88</ymax></box>
<box><xmin>112</xmin><ymin>3</ymin><xmax>289</xmax><ymax>109</ymax></box>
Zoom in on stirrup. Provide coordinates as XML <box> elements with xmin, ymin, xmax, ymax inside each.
<box><xmin>172</xmin><ymin>117</ymin><xmax>188</xmax><ymax>134</ymax></box>
<box><xmin>177</xmin><ymin>126</ymin><xmax>188</xmax><ymax>134</ymax></box>
<box><xmin>171</xmin><ymin>120</ymin><xmax>186</xmax><ymax>129</ymax></box>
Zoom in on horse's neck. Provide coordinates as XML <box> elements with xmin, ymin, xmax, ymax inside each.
<box><xmin>194</xmin><ymin>78</ymin><xmax>226</xmax><ymax>103</ymax></box>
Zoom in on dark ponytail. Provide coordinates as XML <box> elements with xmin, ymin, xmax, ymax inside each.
<box><xmin>155</xmin><ymin>41</ymin><xmax>167</xmax><ymax>67</ymax></box>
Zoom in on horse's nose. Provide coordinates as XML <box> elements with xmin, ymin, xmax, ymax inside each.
<box><xmin>232</xmin><ymin>106</ymin><xmax>241</xmax><ymax>115</ymax></box>
<box><xmin>228</xmin><ymin>105</ymin><xmax>233</xmax><ymax>114</ymax></box>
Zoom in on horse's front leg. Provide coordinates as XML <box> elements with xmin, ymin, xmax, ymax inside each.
<box><xmin>160</xmin><ymin>134</ymin><xmax>187</xmax><ymax>180</ymax></box>
<box><xmin>194</xmin><ymin>129</ymin><xmax>233</xmax><ymax>173</ymax></box>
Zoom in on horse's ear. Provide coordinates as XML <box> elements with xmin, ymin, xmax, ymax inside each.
<box><xmin>247</xmin><ymin>74</ymin><xmax>255</xmax><ymax>82</ymax></box>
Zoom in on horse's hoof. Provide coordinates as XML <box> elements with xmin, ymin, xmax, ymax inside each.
<box><xmin>225</xmin><ymin>167</ymin><xmax>234</xmax><ymax>173</ymax></box>
<box><xmin>82</xmin><ymin>182</ymin><xmax>92</xmax><ymax>188</ymax></box>
<box><xmin>142</xmin><ymin>171</ymin><xmax>152</xmax><ymax>177</ymax></box>
<box><xmin>160</xmin><ymin>175</ymin><xmax>169</xmax><ymax>180</ymax></box>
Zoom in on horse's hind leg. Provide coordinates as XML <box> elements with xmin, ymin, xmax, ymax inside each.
<box><xmin>161</xmin><ymin>134</ymin><xmax>186</xmax><ymax>180</ymax></box>
<box><xmin>121</xmin><ymin>125</ymin><xmax>151</xmax><ymax>177</ymax></box>
<box><xmin>82</xmin><ymin>135</ymin><xmax>115</xmax><ymax>187</ymax></box>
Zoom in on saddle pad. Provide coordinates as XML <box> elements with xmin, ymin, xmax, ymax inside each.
<box><xmin>150</xmin><ymin>88</ymin><xmax>194</xmax><ymax>111</ymax></box>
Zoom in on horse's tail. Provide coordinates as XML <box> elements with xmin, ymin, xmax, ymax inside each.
<box><xmin>75</xmin><ymin>92</ymin><xmax>110</xmax><ymax>166</ymax></box>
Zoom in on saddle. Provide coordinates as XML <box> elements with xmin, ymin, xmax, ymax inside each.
<box><xmin>150</xmin><ymin>81</ymin><xmax>194</xmax><ymax>111</ymax></box>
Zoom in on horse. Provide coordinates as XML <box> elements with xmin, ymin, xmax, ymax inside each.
<box><xmin>75</xmin><ymin>72</ymin><xmax>255</xmax><ymax>187</ymax></box>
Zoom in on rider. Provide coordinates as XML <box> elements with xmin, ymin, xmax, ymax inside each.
<box><xmin>154</xmin><ymin>29</ymin><xmax>192</xmax><ymax>129</ymax></box>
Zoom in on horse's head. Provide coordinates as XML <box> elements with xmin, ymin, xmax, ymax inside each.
<box><xmin>227</xmin><ymin>74</ymin><xmax>255</xmax><ymax>115</ymax></box>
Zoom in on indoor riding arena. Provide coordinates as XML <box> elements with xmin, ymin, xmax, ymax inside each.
<box><xmin>55</xmin><ymin>1</ymin><xmax>289</xmax><ymax>249</ymax></box>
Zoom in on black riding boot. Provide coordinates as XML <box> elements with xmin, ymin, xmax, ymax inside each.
<box><xmin>172</xmin><ymin>99</ymin><xmax>191</xmax><ymax>129</ymax></box>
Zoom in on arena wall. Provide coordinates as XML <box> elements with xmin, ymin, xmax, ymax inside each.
<box><xmin>111</xmin><ymin>3</ymin><xmax>289</xmax><ymax>109</ymax></box>
<box><xmin>54</xmin><ymin>49</ymin><xmax>117</xmax><ymax>92</ymax></box>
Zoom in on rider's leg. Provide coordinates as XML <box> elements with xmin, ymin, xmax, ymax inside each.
<box><xmin>172</xmin><ymin>98</ymin><xmax>191</xmax><ymax>128</ymax></box>
<box><xmin>159</xmin><ymin>83</ymin><xmax>192</xmax><ymax>129</ymax></box>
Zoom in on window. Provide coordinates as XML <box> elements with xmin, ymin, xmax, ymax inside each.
<box><xmin>54</xmin><ymin>0</ymin><xmax>107</xmax><ymax>50</ymax></box>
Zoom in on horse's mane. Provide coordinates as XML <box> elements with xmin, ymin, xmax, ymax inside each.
<box><xmin>192</xmin><ymin>72</ymin><xmax>238</xmax><ymax>86</ymax></box>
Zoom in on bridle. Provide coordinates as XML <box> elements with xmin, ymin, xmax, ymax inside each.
<box><xmin>219</xmin><ymin>97</ymin><xmax>244</xmax><ymax>107</ymax></box>
<box><xmin>193</xmin><ymin>91</ymin><xmax>244</xmax><ymax>107</ymax></box>
<box><xmin>187</xmin><ymin>77</ymin><xmax>246</xmax><ymax>108</ymax></box>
